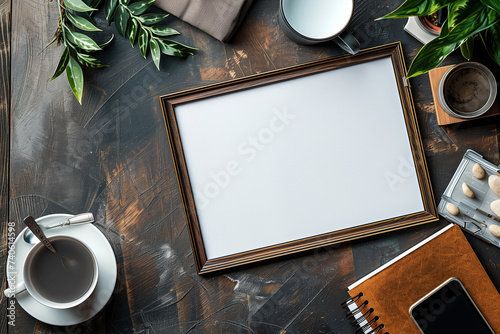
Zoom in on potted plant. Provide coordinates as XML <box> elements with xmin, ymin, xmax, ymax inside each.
<box><xmin>381</xmin><ymin>0</ymin><xmax>500</xmax><ymax>78</ymax></box>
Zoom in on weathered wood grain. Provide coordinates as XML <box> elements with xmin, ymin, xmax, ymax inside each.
<box><xmin>0</xmin><ymin>0</ymin><xmax>9</xmax><ymax>332</ymax></box>
<box><xmin>5</xmin><ymin>0</ymin><xmax>500</xmax><ymax>333</ymax></box>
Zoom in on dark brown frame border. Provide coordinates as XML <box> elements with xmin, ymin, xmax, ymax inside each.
<box><xmin>160</xmin><ymin>42</ymin><xmax>438</xmax><ymax>274</ymax></box>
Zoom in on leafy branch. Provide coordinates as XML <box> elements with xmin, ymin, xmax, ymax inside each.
<box><xmin>50</xmin><ymin>0</ymin><xmax>110</xmax><ymax>103</ymax></box>
<box><xmin>49</xmin><ymin>0</ymin><xmax>196</xmax><ymax>104</ymax></box>
<box><xmin>106</xmin><ymin>0</ymin><xmax>196</xmax><ymax>70</ymax></box>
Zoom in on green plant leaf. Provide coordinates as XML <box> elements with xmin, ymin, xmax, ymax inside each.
<box><xmin>66</xmin><ymin>11</ymin><xmax>101</xmax><ymax>31</ymax></box>
<box><xmin>128</xmin><ymin>19</ymin><xmax>139</xmax><ymax>47</ymax></box>
<box><xmin>66</xmin><ymin>29</ymin><xmax>102</xmax><ymax>51</ymax></box>
<box><xmin>49</xmin><ymin>46</ymin><xmax>70</xmax><ymax>81</ymax></box>
<box><xmin>64</xmin><ymin>0</ymin><xmax>97</xmax><ymax>12</ymax></box>
<box><xmin>440</xmin><ymin>18</ymin><xmax>451</xmax><ymax>36</ymax></box>
<box><xmin>76</xmin><ymin>52</ymin><xmax>109</xmax><ymax>68</ymax></box>
<box><xmin>75</xmin><ymin>10</ymin><xmax>95</xmax><ymax>24</ymax></box>
<box><xmin>447</xmin><ymin>0</ymin><xmax>492</xmax><ymax>29</ymax></box>
<box><xmin>460</xmin><ymin>36</ymin><xmax>475</xmax><ymax>60</ymax></box>
<box><xmin>105</xmin><ymin>0</ymin><xmax>118</xmax><ymax>23</ymax></box>
<box><xmin>99</xmin><ymin>34</ymin><xmax>115</xmax><ymax>49</ymax></box>
<box><xmin>407</xmin><ymin>3</ymin><xmax>500</xmax><ymax>77</ymax></box>
<box><xmin>381</xmin><ymin>0</ymin><xmax>456</xmax><ymax>19</ymax></box>
<box><xmin>138</xmin><ymin>28</ymin><xmax>149</xmax><ymax>58</ymax></box>
<box><xmin>481</xmin><ymin>0</ymin><xmax>500</xmax><ymax>14</ymax></box>
<box><xmin>84</xmin><ymin>34</ymin><xmax>113</xmax><ymax>53</ymax></box>
<box><xmin>156</xmin><ymin>39</ymin><xmax>196</xmax><ymax>57</ymax></box>
<box><xmin>150</xmin><ymin>25</ymin><xmax>180</xmax><ymax>37</ymax></box>
<box><xmin>66</xmin><ymin>56</ymin><xmax>84</xmax><ymax>104</ymax></box>
<box><xmin>481</xmin><ymin>22</ymin><xmax>500</xmax><ymax>66</ymax></box>
<box><xmin>150</xmin><ymin>38</ymin><xmax>161</xmax><ymax>69</ymax></box>
<box><xmin>115</xmin><ymin>4</ymin><xmax>130</xmax><ymax>36</ymax></box>
<box><xmin>137</xmin><ymin>13</ymin><xmax>169</xmax><ymax>25</ymax></box>
<box><xmin>128</xmin><ymin>0</ymin><xmax>155</xmax><ymax>15</ymax></box>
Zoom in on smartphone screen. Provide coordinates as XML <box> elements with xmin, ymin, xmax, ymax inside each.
<box><xmin>410</xmin><ymin>278</ymin><xmax>494</xmax><ymax>334</ymax></box>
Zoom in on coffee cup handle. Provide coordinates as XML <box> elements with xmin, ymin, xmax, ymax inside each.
<box><xmin>4</xmin><ymin>281</ymin><xmax>26</xmax><ymax>298</ymax></box>
<box><xmin>333</xmin><ymin>30</ymin><xmax>360</xmax><ymax>55</ymax></box>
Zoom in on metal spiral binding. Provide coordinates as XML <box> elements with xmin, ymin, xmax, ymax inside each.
<box><xmin>341</xmin><ymin>292</ymin><xmax>363</xmax><ymax>308</ymax></box>
<box><xmin>371</xmin><ymin>324</ymin><xmax>386</xmax><ymax>334</ymax></box>
<box><xmin>342</xmin><ymin>292</ymin><xmax>389</xmax><ymax>334</ymax></box>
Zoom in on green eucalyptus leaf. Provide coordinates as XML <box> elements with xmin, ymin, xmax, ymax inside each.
<box><xmin>105</xmin><ymin>0</ymin><xmax>118</xmax><ymax>23</ymax></box>
<box><xmin>381</xmin><ymin>0</ymin><xmax>455</xmax><ymax>19</ymax></box>
<box><xmin>156</xmin><ymin>39</ymin><xmax>196</xmax><ymax>57</ymax></box>
<box><xmin>66</xmin><ymin>11</ymin><xmax>101</xmax><ymax>31</ymax></box>
<box><xmin>76</xmin><ymin>52</ymin><xmax>109</xmax><ymax>68</ymax></box>
<box><xmin>138</xmin><ymin>28</ymin><xmax>149</xmax><ymax>58</ymax></box>
<box><xmin>66</xmin><ymin>56</ymin><xmax>84</xmax><ymax>104</ymax></box>
<box><xmin>49</xmin><ymin>46</ymin><xmax>70</xmax><ymax>81</ymax></box>
<box><xmin>83</xmin><ymin>34</ymin><xmax>113</xmax><ymax>53</ymax></box>
<box><xmin>150</xmin><ymin>38</ymin><xmax>161</xmax><ymax>69</ymax></box>
<box><xmin>150</xmin><ymin>25</ymin><xmax>180</xmax><ymax>37</ymax></box>
<box><xmin>66</xmin><ymin>29</ymin><xmax>102</xmax><ymax>51</ymax></box>
<box><xmin>120</xmin><ymin>0</ymin><xmax>131</xmax><ymax>5</ymax></box>
<box><xmin>481</xmin><ymin>22</ymin><xmax>500</xmax><ymax>66</ymax></box>
<box><xmin>407</xmin><ymin>4</ymin><xmax>500</xmax><ymax>77</ymax></box>
<box><xmin>128</xmin><ymin>0</ymin><xmax>155</xmax><ymax>15</ymax></box>
<box><xmin>137</xmin><ymin>13</ymin><xmax>169</xmax><ymax>25</ymax></box>
<box><xmin>115</xmin><ymin>4</ymin><xmax>130</xmax><ymax>36</ymax></box>
<box><xmin>128</xmin><ymin>19</ymin><xmax>139</xmax><ymax>47</ymax></box>
<box><xmin>460</xmin><ymin>36</ymin><xmax>475</xmax><ymax>60</ymax></box>
<box><xmin>63</xmin><ymin>0</ymin><xmax>97</xmax><ymax>12</ymax></box>
<box><xmin>76</xmin><ymin>10</ymin><xmax>94</xmax><ymax>24</ymax></box>
<box><xmin>481</xmin><ymin>0</ymin><xmax>500</xmax><ymax>14</ymax></box>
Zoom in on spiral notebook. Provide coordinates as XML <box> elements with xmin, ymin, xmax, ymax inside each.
<box><xmin>342</xmin><ymin>224</ymin><xmax>500</xmax><ymax>333</ymax></box>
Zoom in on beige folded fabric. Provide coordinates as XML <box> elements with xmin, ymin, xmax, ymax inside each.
<box><xmin>154</xmin><ymin>0</ymin><xmax>254</xmax><ymax>42</ymax></box>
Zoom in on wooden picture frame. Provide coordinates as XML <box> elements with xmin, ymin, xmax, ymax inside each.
<box><xmin>160</xmin><ymin>43</ymin><xmax>438</xmax><ymax>274</ymax></box>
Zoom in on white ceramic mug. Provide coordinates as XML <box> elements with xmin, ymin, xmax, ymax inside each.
<box><xmin>4</xmin><ymin>235</ymin><xmax>98</xmax><ymax>309</ymax></box>
<box><xmin>278</xmin><ymin>0</ymin><xmax>360</xmax><ymax>54</ymax></box>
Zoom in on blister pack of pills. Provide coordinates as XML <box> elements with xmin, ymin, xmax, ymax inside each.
<box><xmin>438</xmin><ymin>150</ymin><xmax>500</xmax><ymax>248</ymax></box>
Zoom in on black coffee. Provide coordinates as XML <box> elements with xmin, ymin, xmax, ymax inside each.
<box><xmin>28</xmin><ymin>238</ymin><xmax>95</xmax><ymax>303</ymax></box>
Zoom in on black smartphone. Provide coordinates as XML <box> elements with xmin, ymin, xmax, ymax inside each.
<box><xmin>409</xmin><ymin>278</ymin><xmax>494</xmax><ymax>334</ymax></box>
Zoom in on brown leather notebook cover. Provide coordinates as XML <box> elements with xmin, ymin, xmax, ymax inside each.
<box><xmin>345</xmin><ymin>225</ymin><xmax>500</xmax><ymax>333</ymax></box>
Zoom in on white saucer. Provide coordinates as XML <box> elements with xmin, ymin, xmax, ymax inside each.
<box><xmin>6</xmin><ymin>214</ymin><xmax>117</xmax><ymax>326</ymax></box>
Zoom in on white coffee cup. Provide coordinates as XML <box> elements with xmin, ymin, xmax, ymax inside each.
<box><xmin>4</xmin><ymin>235</ymin><xmax>98</xmax><ymax>309</ymax></box>
<box><xmin>278</xmin><ymin>0</ymin><xmax>360</xmax><ymax>54</ymax></box>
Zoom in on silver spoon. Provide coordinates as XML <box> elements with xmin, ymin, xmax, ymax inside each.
<box><xmin>23</xmin><ymin>216</ymin><xmax>77</xmax><ymax>271</ymax></box>
<box><xmin>23</xmin><ymin>213</ymin><xmax>94</xmax><ymax>244</ymax></box>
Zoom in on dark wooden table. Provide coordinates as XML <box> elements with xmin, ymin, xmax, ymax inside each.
<box><xmin>1</xmin><ymin>0</ymin><xmax>500</xmax><ymax>333</ymax></box>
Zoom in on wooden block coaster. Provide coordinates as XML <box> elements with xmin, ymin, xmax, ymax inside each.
<box><xmin>428</xmin><ymin>65</ymin><xmax>500</xmax><ymax>126</ymax></box>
